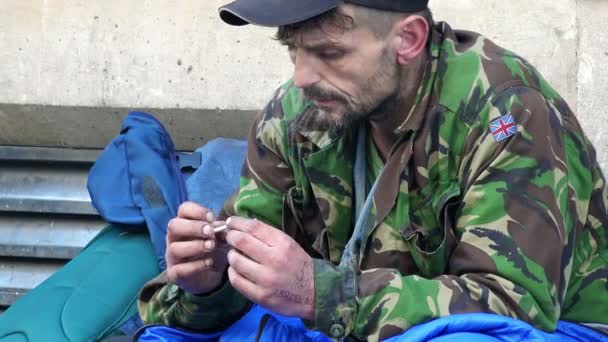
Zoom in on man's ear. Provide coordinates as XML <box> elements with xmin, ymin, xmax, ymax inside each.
<box><xmin>393</xmin><ymin>15</ymin><xmax>429</xmax><ymax>65</ymax></box>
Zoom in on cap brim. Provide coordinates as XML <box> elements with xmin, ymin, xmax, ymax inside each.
<box><xmin>219</xmin><ymin>0</ymin><xmax>338</xmax><ymax>27</ymax></box>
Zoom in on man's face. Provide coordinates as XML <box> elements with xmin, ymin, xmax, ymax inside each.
<box><xmin>283</xmin><ymin>9</ymin><xmax>401</xmax><ymax>130</ymax></box>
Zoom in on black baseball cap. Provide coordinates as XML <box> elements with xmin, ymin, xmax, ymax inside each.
<box><xmin>218</xmin><ymin>0</ymin><xmax>429</xmax><ymax>27</ymax></box>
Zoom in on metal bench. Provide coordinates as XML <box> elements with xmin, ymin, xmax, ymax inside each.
<box><xmin>0</xmin><ymin>146</ymin><xmax>106</xmax><ymax>313</ymax></box>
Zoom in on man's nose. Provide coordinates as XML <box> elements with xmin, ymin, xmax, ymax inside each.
<box><xmin>293</xmin><ymin>54</ymin><xmax>321</xmax><ymax>89</ymax></box>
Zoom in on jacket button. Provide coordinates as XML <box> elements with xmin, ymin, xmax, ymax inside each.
<box><xmin>329</xmin><ymin>323</ymin><xmax>345</xmax><ymax>338</ymax></box>
<box><xmin>401</xmin><ymin>223</ymin><xmax>415</xmax><ymax>238</ymax></box>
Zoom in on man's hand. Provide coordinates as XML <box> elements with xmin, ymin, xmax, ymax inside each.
<box><xmin>165</xmin><ymin>202</ymin><xmax>230</xmax><ymax>295</ymax></box>
<box><xmin>225</xmin><ymin>217</ymin><xmax>315</xmax><ymax>320</ymax></box>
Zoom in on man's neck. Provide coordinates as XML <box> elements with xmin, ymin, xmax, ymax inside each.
<box><xmin>368</xmin><ymin>55</ymin><xmax>427</xmax><ymax>162</ymax></box>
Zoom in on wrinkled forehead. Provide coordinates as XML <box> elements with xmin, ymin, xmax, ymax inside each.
<box><xmin>277</xmin><ymin>4</ymin><xmax>360</xmax><ymax>47</ymax></box>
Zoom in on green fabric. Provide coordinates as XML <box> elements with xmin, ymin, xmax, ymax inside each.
<box><xmin>139</xmin><ymin>279</ymin><xmax>251</xmax><ymax>332</ymax></box>
<box><xmin>0</xmin><ymin>225</ymin><xmax>159</xmax><ymax>342</ymax></box>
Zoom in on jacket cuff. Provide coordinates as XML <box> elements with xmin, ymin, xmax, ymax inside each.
<box><xmin>172</xmin><ymin>281</ymin><xmax>251</xmax><ymax>331</ymax></box>
<box><xmin>303</xmin><ymin>259</ymin><xmax>357</xmax><ymax>340</ymax></box>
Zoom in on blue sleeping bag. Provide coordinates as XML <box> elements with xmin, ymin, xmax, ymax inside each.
<box><xmin>137</xmin><ymin>306</ymin><xmax>606</xmax><ymax>341</ymax></box>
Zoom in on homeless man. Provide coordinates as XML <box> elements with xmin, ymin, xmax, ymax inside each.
<box><xmin>137</xmin><ymin>0</ymin><xmax>608</xmax><ymax>340</ymax></box>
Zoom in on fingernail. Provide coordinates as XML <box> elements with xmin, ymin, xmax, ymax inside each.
<box><xmin>206</xmin><ymin>211</ymin><xmax>214</xmax><ymax>222</ymax></box>
<box><xmin>205</xmin><ymin>258</ymin><xmax>213</xmax><ymax>266</ymax></box>
<box><xmin>203</xmin><ymin>225</ymin><xmax>212</xmax><ymax>235</ymax></box>
<box><xmin>226</xmin><ymin>217</ymin><xmax>232</xmax><ymax>226</ymax></box>
<box><xmin>204</xmin><ymin>240</ymin><xmax>215</xmax><ymax>249</ymax></box>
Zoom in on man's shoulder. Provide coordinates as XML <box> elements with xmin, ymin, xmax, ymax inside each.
<box><xmin>256</xmin><ymin>80</ymin><xmax>337</xmax><ymax>153</ymax></box>
<box><xmin>260</xmin><ymin>79</ymin><xmax>309</xmax><ymax>124</ymax></box>
<box><xmin>252</xmin><ymin>79</ymin><xmax>316</xmax><ymax>158</ymax></box>
<box><xmin>435</xmin><ymin>24</ymin><xmax>567</xmax><ymax>125</ymax></box>
<box><xmin>254</xmin><ymin>79</ymin><xmax>310</xmax><ymax>139</ymax></box>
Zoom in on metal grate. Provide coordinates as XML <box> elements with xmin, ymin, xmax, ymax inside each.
<box><xmin>0</xmin><ymin>146</ymin><xmax>106</xmax><ymax>312</ymax></box>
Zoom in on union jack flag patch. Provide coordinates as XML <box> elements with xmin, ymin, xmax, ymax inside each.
<box><xmin>489</xmin><ymin>114</ymin><xmax>518</xmax><ymax>142</ymax></box>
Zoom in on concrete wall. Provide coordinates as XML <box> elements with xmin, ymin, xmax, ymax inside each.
<box><xmin>1</xmin><ymin>0</ymin><xmax>607</xmax><ymax>170</ymax></box>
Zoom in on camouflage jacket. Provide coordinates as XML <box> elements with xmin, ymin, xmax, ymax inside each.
<box><xmin>138</xmin><ymin>22</ymin><xmax>608</xmax><ymax>341</ymax></box>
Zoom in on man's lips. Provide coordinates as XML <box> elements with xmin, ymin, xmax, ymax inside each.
<box><xmin>311</xmin><ymin>97</ymin><xmax>338</xmax><ymax>106</ymax></box>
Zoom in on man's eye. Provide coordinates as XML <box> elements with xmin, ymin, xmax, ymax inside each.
<box><xmin>318</xmin><ymin>50</ymin><xmax>344</xmax><ymax>60</ymax></box>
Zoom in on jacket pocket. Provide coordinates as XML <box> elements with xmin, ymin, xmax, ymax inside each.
<box><xmin>401</xmin><ymin>182</ymin><xmax>460</xmax><ymax>277</ymax></box>
<box><xmin>282</xmin><ymin>186</ymin><xmax>327</xmax><ymax>259</ymax></box>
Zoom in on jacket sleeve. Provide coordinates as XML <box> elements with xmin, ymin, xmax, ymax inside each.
<box><xmin>138</xmin><ymin>91</ymin><xmax>294</xmax><ymax>330</ymax></box>
<box><xmin>138</xmin><ymin>272</ymin><xmax>251</xmax><ymax>331</ymax></box>
<box><xmin>306</xmin><ymin>86</ymin><xmax>589</xmax><ymax>341</ymax></box>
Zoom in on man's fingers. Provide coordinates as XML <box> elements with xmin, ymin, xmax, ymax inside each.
<box><xmin>167</xmin><ymin>218</ymin><xmax>215</xmax><ymax>242</ymax></box>
<box><xmin>167</xmin><ymin>239</ymin><xmax>216</xmax><ymax>261</ymax></box>
<box><xmin>226</xmin><ymin>249</ymin><xmax>267</xmax><ymax>285</ymax></box>
<box><xmin>226</xmin><ymin>216</ymin><xmax>283</xmax><ymax>246</ymax></box>
<box><xmin>167</xmin><ymin>258</ymin><xmax>214</xmax><ymax>283</ymax></box>
<box><xmin>228</xmin><ymin>266</ymin><xmax>266</xmax><ymax>304</ymax></box>
<box><xmin>225</xmin><ymin>229</ymin><xmax>271</xmax><ymax>263</ymax></box>
<box><xmin>177</xmin><ymin>202</ymin><xmax>215</xmax><ymax>222</ymax></box>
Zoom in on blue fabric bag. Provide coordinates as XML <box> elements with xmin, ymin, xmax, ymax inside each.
<box><xmin>88</xmin><ymin>112</ymin><xmax>248</xmax><ymax>270</ymax></box>
<box><xmin>88</xmin><ymin>111</ymin><xmax>188</xmax><ymax>270</ymax></box>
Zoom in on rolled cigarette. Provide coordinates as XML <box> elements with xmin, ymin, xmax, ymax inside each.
<box><xmin>213</xmin><ymin>225</ymin><xmax>229</xmax><ymax>233</ymax></box>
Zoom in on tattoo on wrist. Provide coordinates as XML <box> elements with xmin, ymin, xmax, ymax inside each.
<box><xmin>272</xmin><ymin>289</ymin><xmax>313</xmax><ymax>306</ymax></box>
<box><xmin>295</xmin><ymin>261</ymin><xmax>313</xmax><ymax>289</ymax></box>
